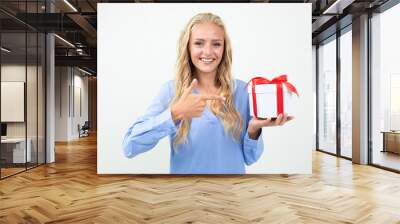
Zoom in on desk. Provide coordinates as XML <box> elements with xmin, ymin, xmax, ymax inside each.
<box><xmin>1</xmin><ymin>138</ymin><xmax>31</xmax><ymax>163</ymax></box>
<box><xmin>381</xmin><ymin>131</ymin><xmax>400</xmax><ymax>154</ymax></box>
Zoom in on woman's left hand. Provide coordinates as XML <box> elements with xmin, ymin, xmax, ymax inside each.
<box><xmin>247</xmin><ymin>113</ymin><xmax>294</xmax><ymax>139</ymax></box>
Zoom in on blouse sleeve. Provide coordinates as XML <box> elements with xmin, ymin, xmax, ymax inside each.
<box><xmin>122</xmin><ymin>81</ymin><xmax>178</xmax><ymax>158</ymax></box>
<box><xmin>242</xmin><ymin>128</ymin><xmax>264</xmax><ymax>165</ymax></box>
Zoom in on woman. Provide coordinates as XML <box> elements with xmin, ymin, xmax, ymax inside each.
<box><xmin>122</xmin><ymin>13</ymin><xmax>292</xmax><ymax>174</ymax></box>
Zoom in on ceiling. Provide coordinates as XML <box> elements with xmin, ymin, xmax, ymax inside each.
<box><xmin>0</xmin><ymin>0</ymin><xmax>393</xmax><ymax>75</ymax></box>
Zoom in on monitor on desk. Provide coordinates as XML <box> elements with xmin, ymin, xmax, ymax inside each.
<box><xmin>1</xmin><ymin>123</ymin><xmax>7</xmax><ymax>138</ymax></box>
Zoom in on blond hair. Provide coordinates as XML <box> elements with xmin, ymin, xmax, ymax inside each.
<box><xmin>171</xmin><ymin>12</ymin><xmax>243</xmax><ymax>150</ymax></box>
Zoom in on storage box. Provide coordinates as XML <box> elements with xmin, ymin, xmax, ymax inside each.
<box><xmin>247</xmin><ymin>75</ymin><xmax>299</xmax><ymax>118</ymax></box>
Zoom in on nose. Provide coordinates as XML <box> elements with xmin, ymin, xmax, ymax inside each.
<box><xmin>203</xmin><ymin>43</ymin><xmax>212</xmax><ymax>56</ymax></box>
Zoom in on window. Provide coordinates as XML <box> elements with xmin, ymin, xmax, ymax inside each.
<box><xmin>339</xmin><ymin>28</ymin><xmax>352</xmax><ymax>158</ymax></box>
<box><xmin>371</xmin><ymin>3</ymin><xmax>400</xmax><ymax>171</ymax></box>
<box><xmin>318</xmin><ymin>36</ymin><xmax>337</xmax><ymax>155</ymax></box>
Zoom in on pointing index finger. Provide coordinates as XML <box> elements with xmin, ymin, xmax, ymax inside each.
<box><xmin>201</xmin><ymin>94</ymin><xmax>225</xmax><ymax>101</ymax></box>
<box><xmin>183</xmin><ymin>79</ymin><xmax>198</xmax><ymax>96</ymax></box>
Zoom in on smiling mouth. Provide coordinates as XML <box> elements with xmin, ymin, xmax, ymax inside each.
<box><xmin>200</xmin><ymin>58</ymin><xmax>215</xmax><ymax>63</ymax></box>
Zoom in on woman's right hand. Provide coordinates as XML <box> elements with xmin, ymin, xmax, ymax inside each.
<box><xmin>171</xmin><ymin>79</ymin><xmax>225</xmax><ymax>122</ymax></box>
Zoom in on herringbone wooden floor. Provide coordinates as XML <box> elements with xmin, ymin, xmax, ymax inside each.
<box><xmin>1</xmin><ymin>134</ymin><xmax>400</xmax><ymax>224</ymax></box>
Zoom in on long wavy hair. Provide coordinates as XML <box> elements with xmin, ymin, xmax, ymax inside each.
<box><xmin>171</xmin><ymin>12</ymin><xmax>243</xmax><ymax>150</ymax></box>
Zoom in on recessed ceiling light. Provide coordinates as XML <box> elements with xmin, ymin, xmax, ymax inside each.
<box><xmin>54</xmin><ymin>34</ymin><xmax>75</xmax><ymax>48</ymax></box>
<box><xmin>323</xmin><ymin>0</ymin><xmax>355</xmax><ymax>15</ymax></box>
<box><xmin>63</xmin><ymin>0</ymin><xmax>78</xmax><ymax>12</ymax></box>
<box><xmin>78</xmin><ymin>67</ymin><xmax>92</xmax><ymax>76</ymax></box>
<box><xmin>1</xmin><ymin>47</ymin><xmax>11</xmax><ymax>53</ymax></box>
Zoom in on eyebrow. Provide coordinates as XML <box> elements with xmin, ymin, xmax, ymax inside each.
<box><xmin>193</xmin><ymin>38</ymin><xmax>223</xmax><ymax>42</ymax></box>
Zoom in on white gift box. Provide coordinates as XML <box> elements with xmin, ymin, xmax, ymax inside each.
<box><xmin>247</xmin><ymin>77</ymin><xmax>298</xmax><ymax>118</ymax></box>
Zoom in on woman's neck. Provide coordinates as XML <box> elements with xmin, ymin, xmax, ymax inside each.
<box><xmin>196</xmin><ymin>71</ymin><xmax>217</xmax><ymax>90</ymax></box>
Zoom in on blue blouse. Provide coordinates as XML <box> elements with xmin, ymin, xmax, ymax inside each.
<box><xmin>122</xmin><ymin>79</ymin><xmax>264</xmax><ymax>174</ymax></box>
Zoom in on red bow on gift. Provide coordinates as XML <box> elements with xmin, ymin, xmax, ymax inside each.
<box><xmin>248</xmin><ymin>75</ymin><xmax>299</xmax><ymax>118</ymax></box>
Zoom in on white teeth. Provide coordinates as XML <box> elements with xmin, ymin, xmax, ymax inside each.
<box><xmin>201</xmin><ymin>58</ymin><xmax>213</xmax><ymax>62</ymax></box>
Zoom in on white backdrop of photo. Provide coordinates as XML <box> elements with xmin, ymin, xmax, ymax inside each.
<box><xmin>98</xmin><ymin>3</ymin><xmax>313</xmax><ymax>174</ymax></box>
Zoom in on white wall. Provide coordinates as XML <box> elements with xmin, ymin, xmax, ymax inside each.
<box><xmin>1</xmin><ymin>65</ymin><xmax>40</xmax><ymax>138</ymax></box>
<box><xmin>71</xmin><ymin>72</ymin><xmax>89</xmax><ymax>138</ymax></box>
<box><xmin>1</xmin><ymin>66</ymin><xmax>26</xmax><ymax>131</ymax></box>
<box><xmin>1</xmin><ymin>64</ymin><xmax>46</xmax><ymax>163</ymax></box>
<box><xmin>98</xmin><ymin>3</ymin><xmax>313</xmax><ymax>174</ymax></box>
<box><xmin>55</xmin><ymin>67</ymin><xmax>89</xmax><ymax>141</ymax></box>
<box><xmin>55</xmin><ymin>67</ymin><xmax>68</xmax><ymax>141</ymax></box>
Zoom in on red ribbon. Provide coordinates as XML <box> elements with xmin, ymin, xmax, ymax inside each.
<box><xmin>248</xmin><ymin>75</ymin><xmax>299</xmax><ymax>118</ymax></box>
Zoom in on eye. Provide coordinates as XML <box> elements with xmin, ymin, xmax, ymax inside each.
<box><xmin>194</xmin><ymin>42</ymin><xmax>203</xmax><ymax>46</ymax></box>
<box><xmin>213</xmin><ymin>42</ymin><xmax>222</xmax><ymax>47</ymax></box>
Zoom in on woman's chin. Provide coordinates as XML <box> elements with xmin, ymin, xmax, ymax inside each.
<box><xmin>196</xmin><ymin>67</ymin><xmax>218</xmax><ymax>74</ymax></box>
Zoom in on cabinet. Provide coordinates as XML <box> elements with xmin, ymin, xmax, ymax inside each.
<box><xmin>382</xmin><ymin>131</ymin><xmax>400</xmax><ymax>154</ymax></box>
<box><xmin>0</xmin><ymin>138</ymin><xmax>32</xmax><ymax>165</ymax></box>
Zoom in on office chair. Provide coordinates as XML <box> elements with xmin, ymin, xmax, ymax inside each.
<box><xmin>79</xmin><ymin>121</ymin><xmax>90</xmax><ymax>138</ymax></box>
